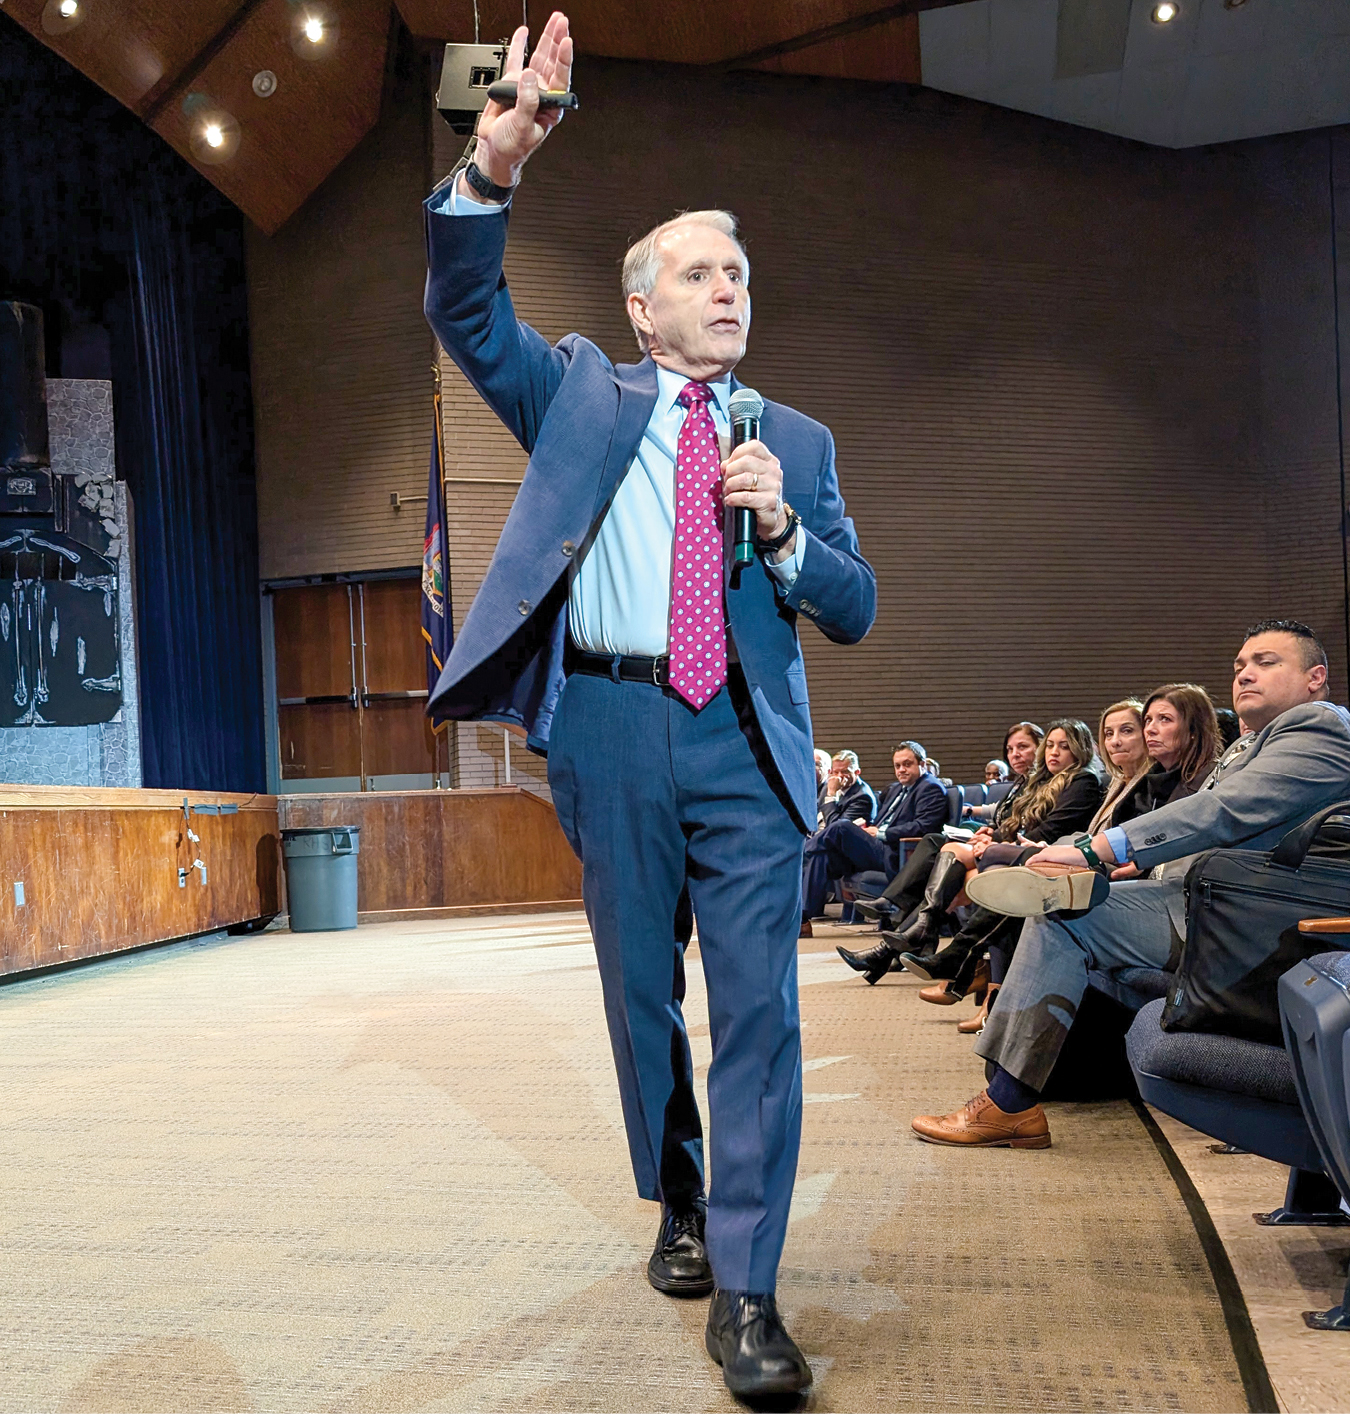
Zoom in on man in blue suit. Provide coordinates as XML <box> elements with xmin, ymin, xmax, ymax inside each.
<box><xmin>423</xmin><ymin>14</ymin><xmax>875</xmax><ymax>1399</ymax></box>
<box><xmin>801</xmin><ymin>741</ymin><xmax>949</xmax><ymax>928</ymax></box>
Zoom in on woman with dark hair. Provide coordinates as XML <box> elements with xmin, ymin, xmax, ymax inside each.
<box><xmin>838</xmin><ymin>719</ymin><xmax>1106</xmax><ymax>985</ymax></box>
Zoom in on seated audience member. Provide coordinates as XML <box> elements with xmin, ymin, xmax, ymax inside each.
<box><xmin>955</xmin><ymin>687</ymin><xmax>1220</xmax><ymax>1033</ymax></box>
<box><xmin>814</xmin><ymin>748</ymin><xmax>833</xmax><ymax>801</ymax></box>
<box><xmin>800</xmin><ymin>741</ymin><xmax>947</xmax><ymax>936</ymax></box>
<box><xmin>1215</xmin><ymin>707</ymin><xmax>1242</xmax><ymax>750</ymax></box>
<box><xmin>914</xmin><ymin>619</ymin><xmax>1350</xmax><ymax>1150</ymax></box>
<box><xmin>984</xmin><ymin>759</ymin><xmax>1010</xmax><ymax>786</ymax></box>
<box><xmin>815</xmin><ymin>751</ymin><xmax>878</xmax><ymax>832</ymax></box>
<box><xmin>925</xmin><ymin>757</ymin><xmax>953</xmax><ymax>787</ymax></box>
<box><xmin>838</xmin><ymin>720</ymin><xmax>1105</xmax><ymax>984</ymax></box>
<box><xmin>965</xmin><ymin>722</ymin><xmax>1044</xmax><ymax>823</ymax></box>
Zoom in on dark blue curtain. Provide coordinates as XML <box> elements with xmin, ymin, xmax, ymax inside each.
<box><xmin>0</xmin><ymin>17</ymin><xmax>265</xmax><ymax>792</ymax></box>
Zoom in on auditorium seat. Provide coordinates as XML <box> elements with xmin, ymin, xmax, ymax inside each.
<box><xmin>1280</xmin><ymin>936</ymin><xmax>1350</xmax><ymax>1329</ymax></box>
<box><xmin>1127</xmin><ymin>988</ymin><xmax>1347</xmax><ymax>1234</ymax></box>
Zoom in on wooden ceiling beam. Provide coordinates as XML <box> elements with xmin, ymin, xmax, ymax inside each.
<box><xmin>138</xmin><ymin>0</ymin><xmax>272</xmax><ymax>123</ymax></box>
<box><xmin>717</xmin><ymin>0</ymin><xmax>965</xmax><ymax>72</ymax></box>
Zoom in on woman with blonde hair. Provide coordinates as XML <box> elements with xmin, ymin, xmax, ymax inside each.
<box><xmin>1088</xmin><ymin>698</ymin><xmax>1149</xmax><ymax>834</ymax></box>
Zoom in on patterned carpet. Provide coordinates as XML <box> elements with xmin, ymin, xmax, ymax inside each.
<box><xmin>0</xmin><ymin>914</ymin><xmax>1248</xmax><ymax>1412</ymax></box>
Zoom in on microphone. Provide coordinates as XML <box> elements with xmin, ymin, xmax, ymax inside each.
<box><xmin>727</xmin><ymin>387</ymin><xmax>764</xmax><ymax>568</ymax></box>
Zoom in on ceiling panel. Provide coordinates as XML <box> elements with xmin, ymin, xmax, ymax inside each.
<box><xmin>147</xmin><ymin>0</ymin><xmax>392</xmax><ymax>232</ymax></box>
<box><xmin>749</xmin><ymin>16</ymin><xmax>921</xmax><ymax>83</ymax></box>
<box><xmin>1</xmin><ymin>0</ymin><xmax>245</xmax><ymax>110</ymax></box>
<box><xmin>398</xmin><ymin>0</ymin><xmax>931</xmax><ymax>68</ymax></box>
<box><xmin>920</xmin><ymin>0</ymin><xmax>1350</xmax><ymax>149</ymax></box>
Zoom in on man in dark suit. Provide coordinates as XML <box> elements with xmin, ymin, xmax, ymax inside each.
<box><xmin>801</xmin><ymin>741</ymin><xmax>949</xmax><ymax>928</ymax></box>
<box><xmin>816</xmin><ymin>750</ymin><xmax>878</xmax><ymax>831</ymax></box>
<box><xmin>422</xmin><ymin>15</ymin><xmax>875</xmax><ymax>1400</ymax></box>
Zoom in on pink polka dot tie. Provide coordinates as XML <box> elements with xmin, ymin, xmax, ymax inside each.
<box><xmin>668</xmin><ymin>381</ymin><xmax>727</xmax><ymax>710</ymax></box>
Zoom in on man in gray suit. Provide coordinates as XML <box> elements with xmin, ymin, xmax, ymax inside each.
<box><xmin>912</xmin><ymin>620</ymin><xmax>1350</xmax><ymax>1149</ymax></box>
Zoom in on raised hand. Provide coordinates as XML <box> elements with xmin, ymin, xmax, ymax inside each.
<box><xmin>468</xmin><ymin>11</ymin><xmax>573</xmax><ymax>194</ymax></box>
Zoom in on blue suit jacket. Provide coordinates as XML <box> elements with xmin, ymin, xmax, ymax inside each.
<box><xmin>876</xmin><ymin>773</ymin><xmax>950</xmax><ymax>848</ymax></box>
<box><xmin>422</xmin><ymin>200</ymin><xmax>876</xmax><ymax>832</ymax></box>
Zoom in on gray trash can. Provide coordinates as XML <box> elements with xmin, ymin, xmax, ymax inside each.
<box><xmin>281</xmin><ymin>826</ymin><xmax>360</xmax><ymax>932</ymax></box>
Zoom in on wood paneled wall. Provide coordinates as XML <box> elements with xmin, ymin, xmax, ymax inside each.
<box><xmin>247</xmin><ymin>30</ymin><xmax>434</xmax><ymax>580</ymax></box>
<box><xmin>277</xmin><ymin>787</ymin><xmax>582</xmax><ymax>917</ymax></box>
<box><xmin>0</xmin><ymin>788</ymin><xmax>280</xmax><ymax>978</ymax></box>
<box><xmin>250</xmin><ymin>51</ymin><xmax>1350</xmax><ymax>787</ymax></box>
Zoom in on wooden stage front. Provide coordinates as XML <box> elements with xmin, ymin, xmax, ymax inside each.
<box><xmin>0</xmin><ymin>785</ymin><xmax>582</xmax><ymax>979</ymax></box>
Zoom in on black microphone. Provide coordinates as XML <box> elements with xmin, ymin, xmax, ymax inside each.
<box><xmin>728</xmin><ymin>387</ymin><xmax>764</xmax><ymax>568</ymax></box>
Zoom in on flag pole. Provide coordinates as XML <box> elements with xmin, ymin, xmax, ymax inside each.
<box><xmin>432</xmin><ymin>354</ymin><xmax>459</xmax><ymax>789</ymax></box>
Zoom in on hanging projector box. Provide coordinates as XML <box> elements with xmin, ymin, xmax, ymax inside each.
<box><xmin>436</xmin><ymin>42</ymin><xmax>509</xmax><ymax>134</ymax></box>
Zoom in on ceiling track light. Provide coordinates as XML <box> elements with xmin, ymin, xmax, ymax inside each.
<box><xmin>1151</xmin><ymin>1</ymin><xmax>1180</xmax><ymax>20</ymax></box>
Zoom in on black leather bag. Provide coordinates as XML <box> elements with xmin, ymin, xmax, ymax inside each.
<box><xmin>1161</xmin><ymin>802</ymin><xmax>1350</xmax><ymax>1044</ymax></box>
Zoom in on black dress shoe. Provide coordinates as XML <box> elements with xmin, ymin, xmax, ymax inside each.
<box><xmin>647</xmin><ymin>1203</ymin><xmax>714</xmax><ymax>1297</ymax></box>
<box><xmin>705</xmin><ymin>1288</ymin><xmax>812</xmax><ymax>1401</ymax></box>
<box><xmin>835</xmin><ymin>941</ymin><xmax>896</xmax><ymax>986</ymax></box>
<box><xmin>852</xmin><ymin>895</ymin><xmax>899</xmax><ymax>922</ymax></box>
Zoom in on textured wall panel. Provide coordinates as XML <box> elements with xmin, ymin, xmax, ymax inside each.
<box><xmin>429</xmin><ymin>63</ymin><xmax>1347</xmax><ymax>785</ymax></box>
<box><xmin>258</xmin><ymin>56</ymin><xmax>1349</xmax><ymax>788</ymax></box>
<box><xmin>249</xmin><ymin>36</ymin><xmax>434</xmax><ymax>580</ymax></box>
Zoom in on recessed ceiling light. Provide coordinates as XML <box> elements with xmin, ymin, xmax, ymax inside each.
<box><xmin>291</xmin><ymin>5</ymin><xmax>337</xmax><ymax>58</ymax></box>
<box><xmin>40</xmin><ymin>0</ymin><xmax>83</xmax><ymax>32</ymax></box>
<box><xmin>1152</xmin><ymin>1</ymin><xmax>1179</xmax><ymax>20</ymax></box>
<box><xmin>184</xmin><ymin>97</ymin><xmax>240</xmax><ymax>164</ymax></box>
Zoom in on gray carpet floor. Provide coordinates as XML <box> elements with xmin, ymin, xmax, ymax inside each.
<box><xmin>0</xmin><ymin>915</ymin><xmax>1247</xmax><ymax>1411</ymax></box>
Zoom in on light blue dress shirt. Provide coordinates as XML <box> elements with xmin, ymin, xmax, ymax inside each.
<box><xmin>432</xmin><ymin>178</ymin><xmax>805</xmax><ymax>657</ymax></box>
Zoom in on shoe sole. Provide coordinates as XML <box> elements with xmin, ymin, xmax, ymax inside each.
<box><xmin>912</xmin><ymin>1129</ymin><xmax>1051</xmax><ymax>1149</ymax></box>
<box><xmin>704</xmin><ymin>1330</ymin><xmax>813</xmax><ymax>1396</ymax></box>
<box><xmin>965</xmin><ymin>867</ymin><xmax>1107</xmax><ymax>917</ymax></box>
<box><xmin>898</xmin><ymin>953</ymin><xmax>937</xmax><ymax>981</ymax></box>
<box><xmin>648</xmin><ymin>1262</ymin><xmax>714</xmax><ymax>1298</ymax></box>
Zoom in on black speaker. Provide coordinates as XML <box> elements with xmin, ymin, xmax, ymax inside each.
<box><xmin>0</xmin><ymin>301</ymin><xmax>50</xmax><ymax>470</ymax></box>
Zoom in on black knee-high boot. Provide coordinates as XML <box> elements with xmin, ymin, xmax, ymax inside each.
<box><xmin>902</xmin><ymin>908</ymin><xmax>1014</xmax><ymax>985</ymax></box>
<box><xmin>876</xmin><ymin>851</ymin><xmax>968</xmax><ymax>960</ymax></box>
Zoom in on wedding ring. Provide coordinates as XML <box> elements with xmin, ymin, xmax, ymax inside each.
<box><xmin>750</xmin><ymin>472</ymin><xmax>759</xmax><ymax>491</ymax></box>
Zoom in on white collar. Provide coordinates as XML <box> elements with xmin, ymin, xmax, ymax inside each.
<box><xmin>655</xmin><ymin>363</ymin><xmax>732</xmax><ymax>420</ymax></box>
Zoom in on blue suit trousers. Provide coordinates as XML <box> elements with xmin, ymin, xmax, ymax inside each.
<box><xmin>801</xmin><ymin>819</ymin><xmax>892</xmax><ymax>918</ymax></box>
<box><xmin>546</xmin><ymin>666</ymin><xmax>806</xmax><ymax>1293</ymax></box>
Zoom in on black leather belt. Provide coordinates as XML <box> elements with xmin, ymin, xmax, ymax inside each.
<box><xmin>568</xmin><ymin>648</ymin><xmax>670</xmax><ymax>687</ymax></box>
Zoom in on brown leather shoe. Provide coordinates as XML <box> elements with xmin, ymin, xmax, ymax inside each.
<box><xmin>919</xmin><ymin>958</ymin><xmax>990</xmax><ymax>1008</ymax></box>
<box><xmin>799</xmin><ymin>916</ymin><xmax>813</xmax><ymax>938</ymax></box>
<box><xmin>911</xmin><ymin>1089</ymin><xmax>1051</xmax><ymax>1148</ymax></box>
<box><xmin>919</xmin><ymin>982</ymin><xmax>960</xmax><ymax>1006</ymax></box>
<box><xmin>956</xmin><ymin>984</ymin><xmax>998</xmax><ymax>1034</ymax></box>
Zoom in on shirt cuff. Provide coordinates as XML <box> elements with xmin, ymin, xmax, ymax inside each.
<box><xmin>765</xmin><ymin>527</ymin><xmax>806</xmax><ymax>590</ymax></box>
<box><xmin>428</xmin><ymin>174</ymin><xmax>510</xmax><ymax>218</ymax></box>
<box><xmin>1103</xmin><ymin>825</ymin><xmax>1133</xmax><ymax>865</ymax></box>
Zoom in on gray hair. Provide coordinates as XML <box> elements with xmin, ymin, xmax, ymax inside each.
<box><xmin>621</xmin><ymin>209</ymin><xmax>748</xmax><ymax>353</ymax></box>
<box><xmin>831</xmin><ymin>750</ymin><xmax>860</xmax><ymax>770</ymax></box>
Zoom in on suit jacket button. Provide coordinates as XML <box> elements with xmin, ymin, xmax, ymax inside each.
<box><xmin>517</xmin><ymin>600</ymin><xmax>530</xmax><ymax>616</ymax></box>
<box><xmin>561</xmin><ymin>540</ymin><xmax>575</xmax><ymax>557</ymax></box>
